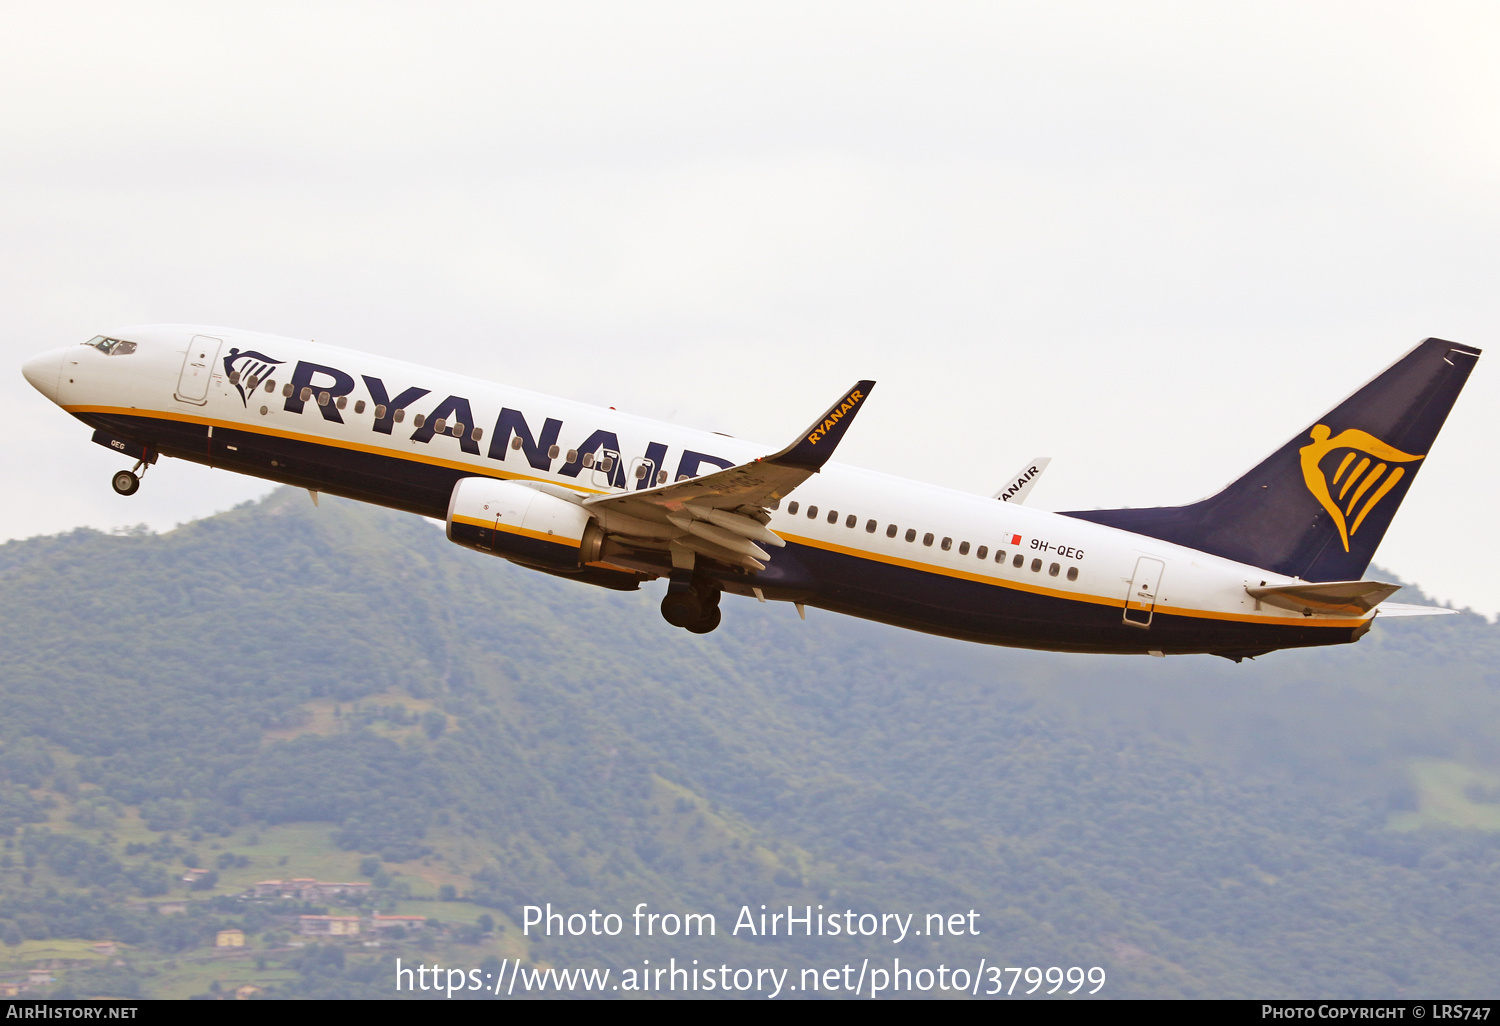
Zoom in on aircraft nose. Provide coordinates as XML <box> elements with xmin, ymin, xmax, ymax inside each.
<box><xmin>21</xmin><ymin>348</ymin><xmax>66</xmax><ymax>403</ymax></box>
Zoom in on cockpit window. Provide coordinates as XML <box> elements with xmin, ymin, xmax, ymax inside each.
<box><xmin>83</xmin><ymin>336</ymin><xmax>136</xmax><ymax>355</ymax></box>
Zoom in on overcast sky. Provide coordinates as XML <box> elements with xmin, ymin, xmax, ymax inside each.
<box><xmin>3</xmin><ymin>2</ymin><xmax>1497</xmax><ymax>615</ymax></box>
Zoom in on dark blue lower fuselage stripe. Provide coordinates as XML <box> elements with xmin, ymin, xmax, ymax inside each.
<box><xmin>85</xmin><ymin>410</ymin><xmax>1361</xmax><ymax>656</ymax></box>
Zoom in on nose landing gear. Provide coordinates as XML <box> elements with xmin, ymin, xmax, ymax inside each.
<box><xmin>111</xmin><ymin>460</ymin><xmax>148</xmax><ymax>496</ymax></box>
<box><xmin>660</xmin><ymin>573</ymin><xmax>723</xmax><ymax>634</ymax></box>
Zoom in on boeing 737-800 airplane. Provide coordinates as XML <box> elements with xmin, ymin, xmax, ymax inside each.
<box><xmin>21</xmin><ymin>328</ymin><xmax>1479</xmax><ymax>660</ymax></box>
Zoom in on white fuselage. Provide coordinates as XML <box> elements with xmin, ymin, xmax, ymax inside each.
<box><xmin>24</xmin><ymin>324</ymin><xmax>1369</xmax><ymax>655</ymax></box>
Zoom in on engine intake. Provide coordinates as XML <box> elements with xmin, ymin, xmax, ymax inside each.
<box><xmin>447</xmin><ymin>477</ymin><xmax>603</xmax><ymax>570</ymax></box>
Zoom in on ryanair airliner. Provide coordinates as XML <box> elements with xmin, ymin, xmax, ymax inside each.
<box><xmin>21</xmin><ymin>328</ymin><xmax>1479</xmax><ymax>660</ymax></box>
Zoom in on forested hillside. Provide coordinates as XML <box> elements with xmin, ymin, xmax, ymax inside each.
<box><xmin>0</xmin><ymin>488</ymin><xmax>1496</xmax><ymax>998</ymax></box>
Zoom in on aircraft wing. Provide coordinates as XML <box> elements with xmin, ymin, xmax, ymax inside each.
<box><xmin>581</xmin><ymin>380</ymin><xmax>874</xmax><ymax>568</ymax></box>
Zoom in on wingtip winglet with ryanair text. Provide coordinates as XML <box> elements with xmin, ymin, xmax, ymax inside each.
<box><xmin>21</xmin><ymin>329</ymin><xmax>1480</xmax><ymax>659</ymax></box>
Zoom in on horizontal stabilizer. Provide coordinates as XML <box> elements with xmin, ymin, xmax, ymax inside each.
<box><xmin>1375</xmin><ymin>602</ymin><xmax>1460</xmax><ymax>618</ymax></box>
<box><xmin>1246</xmin><ymin>579</ymin><xmax>1402</xmax><ymax>615</ymax></box>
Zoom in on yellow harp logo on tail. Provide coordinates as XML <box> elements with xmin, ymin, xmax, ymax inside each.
<box><xmin>1298</xmin><ymin>425</ymin><xmax>1424</xmax><ymax>552</ymax></box>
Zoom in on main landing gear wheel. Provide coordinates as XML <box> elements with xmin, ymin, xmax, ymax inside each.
<box><xmin>686</xmin><ymin>605</ymin><xmax>721</xmax><ymax>634</ymax></box>
<box><xmin>111</xmin><ymin>470</ymin><xmax>140</xmax><ymax>496</ymax></box>
<box><xmin>660</xmin><ymin>588</ymin><xmax>705</xmax><ymax>628</ymax></box>
<box><xmin>660</xmin><ymin>577</ymin><xmax>723</xmax><ymax>633</ymax></box>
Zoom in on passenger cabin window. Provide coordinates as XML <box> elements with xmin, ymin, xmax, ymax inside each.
<box><xmin>1031</xmin><ymin>558</ymin><xmax>1043</xmax><ymax>572</ymax></box>
<box><xmin>1048</xmin><ymin>562</ymin><xmax>1060</xmax><ymax>576</ymax></box>
<box><xmin>374</xmin><ymin>405</ymin><xmax>387</xmax><ymax>419</ymax></box>
<box><xmin>657</xmin><ymin>470</ymin><xmax>668</xmax><ymax>484</ymax></box>
<box><xmin>471</xmin><ymin>427</ymin><xmax>483</xmax><ymax>441</ymax></box>
<box><xmin>827</xmin><ymin>510</ymin><xmax>838</xmax><ymax>524</ymax></box>
<box><xmin>886</xmin><ymin>524</ymin><xmax>898</xmax><ymax>538</ymax></box>
<box><xmin>976</xmin><ymin>545</ymin><xmax>987</xmax><ymax>559</ymax></box>
<box><xmin>300</xmin><ymin>387</ymin><xmax>313</xmax><ymax>401</ymax></box>
<box><xmin>904</xmin><ymin>529</ymin><xmax>916</xmax><ymax>542</ymax></box>
<box><xmin>940</xmin><ymin>537</ymin><xmax>952</xmax><ymax>551</ymax></box>
<box><xmin>788</xmin><ymin>501</ymin><xmax>799</xmax><ymax>515</ymax></box>
<box><xmin>922</xmin><ymin>533</ymin><xmax>934</xmax><ymax>547</ymax></box>
<box><xmin>317</xmin><ymin>392</ymin><xmax>330</xmax><ymax>406</ymax></box>
<box><xmin>283</xmin><ymin>384</ymin><xmax>294</xmax><ymax>397</ymax></box>
<box><xmin>547</xmin><ymin>444</ymin><xmax>560</xmax><ymax>459</ymax></box>
<box><xmin>581</xmin><ymin>452</ymin><xmax>594</xmax><ymax>468</ymax></box>
<box><xmin>768</xmin><ymin>499</ymin><xmax>780</xmax><ymax>510</ymax></box>
<box><xmin>394</xmin><ymin>409</ymin><xmax>405</xmax><ymax>423</ymax></box>
<box><xmin>413</xmin><ymin>413</ymin><xmax>426</xmax><ymax>428</ymax></box>
<box><xmin>846</xmin><ymin>514</ymin><xmax>857</xmax><ymax>528</ymax></box>
<box><xmin>354</xmin><ymin>400</ymin><xmax>365</xmax><ymax>414</ymax></box>
<box><xmin>807</xmin><ymin>505</ymin><xmax>818</xmax><ymax>519</ymax></box>
<box><xmin>958</xmin><ymin>541</ymin><xmax>969</xmax><ymax>555</ymax></box>
<box><xmin>336</xmin><ymin>396</ymin><xmax>347</xmax><ymax>410</ymax></box>
<box><xmin>1067</xmin><ymin>567</ymin><xmax>1079</xmax><ymax>581</ymax></box>
<box><xmin>865</xmin><ymin>519</ymin><xmax>877</xmax><ymax>533</ymax></box>
<box><xmin>1013</xmin><ymin>554</ymin><xmax>1024</xmax><ymax>568</ymax></box>
<box><xmin>264</xmin><ymin>380</ymin><xmax>275</xmax><ymax>393</ymax></box>
<box><xmin>995</xmin><ymin>549</ymin><xmax>1005</xmax><ymax>563</ymax></box>
<box><xmin>566</xmin><ymin>449</ymin><xmax>577</xmax><ymax>463</ymax></box>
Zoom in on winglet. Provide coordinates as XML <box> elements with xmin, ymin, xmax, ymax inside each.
<box><xmin>764</xmin><ymin>380</ymin><xmax>875</xmax><ymax>471</ymax></box>
<box><xmin>993</xmin><ymin>457</ymin><xmax>1051</xmax><ymax>503</ymax></box>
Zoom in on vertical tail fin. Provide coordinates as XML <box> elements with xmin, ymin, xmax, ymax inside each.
<box><xmin>1062</xmin><ymin>338</ymin><xmax>1481</xmax><ymax>581</ymax></box>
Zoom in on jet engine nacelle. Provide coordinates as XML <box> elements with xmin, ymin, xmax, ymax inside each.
<box><xmin>446</xmin><ymin>477</ymin><xmax>603</xmax><ymax>570</ymax></box>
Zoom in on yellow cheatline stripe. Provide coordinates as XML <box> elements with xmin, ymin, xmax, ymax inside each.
<box><xmin>65</xmin><ymin>404</ymin><xmax>607</xmax><ymax>495</ymax></box>
<box><xmin>776</xmin><ymin>531</ymin><xmax>1364</xmax><ymax>629</ymax></box>
<box><xmin>450</xmin><ymin>513</ymin><xmax>579</xmax><ymax>547</ymax></box>
<box><xmin>76</xmin><ymin>407</ymin><xmax>1363</xmax><ymax>629</ymax></box>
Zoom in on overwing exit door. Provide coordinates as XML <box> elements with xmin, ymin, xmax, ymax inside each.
<box><xmin>175</xmin><ymin>335</ymin><xmax>222</xmax><ymax>405</ymax></box>
<box><xmin>591</xmin><ymin>449</ymin><xmax>622</xmax><ymax>489</ymax></box>
<box><xmin>1123</xmin><ymin>557</ymin><xmax>1165</xmax><ymax>627</ymax></box>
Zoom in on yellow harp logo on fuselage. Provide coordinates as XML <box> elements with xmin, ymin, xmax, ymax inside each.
<box><xmin>1298</xmin><ymin>425</ymin><xmax>1424</xmax><ymax>552</ymax></box>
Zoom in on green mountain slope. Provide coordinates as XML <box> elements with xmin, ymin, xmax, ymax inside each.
<box><xmin>0</xmin><ymin>488</ymin><xmax>1496</xmax><ymax>998</ymax></box>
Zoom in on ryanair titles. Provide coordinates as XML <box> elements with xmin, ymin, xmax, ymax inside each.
<box><xmin>805</xmin><ymin>388</ymin><xmax>865</xmax><ymax>446</ymax></box>
<box><xmin>254</xmin><ymin>357</ymin><xmax>735</xmax><ymax>489</ymax></box>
